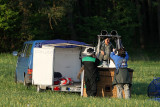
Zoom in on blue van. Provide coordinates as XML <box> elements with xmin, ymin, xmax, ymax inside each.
<box><xmin>13</xmin><ymin>40</ymin><xmax>46</xmax><ymax>86</ymax></box>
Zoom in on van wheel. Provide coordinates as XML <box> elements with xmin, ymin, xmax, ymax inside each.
<box><xmin>23</xmin><ymin>74</ymin><xmax>30</xmax><ymax>87</ymax></box>
<box><xmin>24</xmin><ymin>79</ymin><xmax>30</xmax><ymax>87</ymax></box>
<box><xmin>15</xmin><ymin>72</ymin><xmax>17</xmax><ymax>83</ymax></box>
<box><xmin>37</xmin><ymin>85</ymin><xmax>41</xmax><ymax>92</ymax></box>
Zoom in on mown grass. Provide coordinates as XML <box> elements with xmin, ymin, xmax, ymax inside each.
<box><xmin>0</xmin><ymin>53</ymin><xmax>160</xmax><ymax>106</ymax></box>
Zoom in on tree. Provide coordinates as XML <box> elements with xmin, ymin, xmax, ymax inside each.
<box><xmin>0</xmin><ymin>1</ymin><xmax>20</xmax><ymax>52</ymax></box>
<box><xmin>158</xmin><ymin>0</ymin><xmax>160</xmax><ymax>42</ymax></box>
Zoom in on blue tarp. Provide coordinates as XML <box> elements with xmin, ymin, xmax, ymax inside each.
<box><xmin>42</xmin><ymin>39</ymin><xmax>88</xmax><ymax>48</ymax></box>
<box><xmin>148</xmin><ymin>77</ymin><xmax>160</xmax><ymax>98</ymax></box>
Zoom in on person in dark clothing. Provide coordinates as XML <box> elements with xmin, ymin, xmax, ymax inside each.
<box><xmin>82</xmin><ymin>48</ymin><xmax>100</xmax><ymax>97</ymax></box>
<box><xmin>110</xmin><ymin>48</ymin><xmax>131</xmax><ymax>99</ymax></box>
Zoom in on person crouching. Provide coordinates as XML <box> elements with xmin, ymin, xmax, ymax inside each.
<box><xmin>82</xmin><ymin>48</ymin><xmax>100</xmax><ymax>97</ymax></box>
<box><xmin>110</xmin><ymin>48</ymin><xmax>131</xmax><ymax>99</ymax></box>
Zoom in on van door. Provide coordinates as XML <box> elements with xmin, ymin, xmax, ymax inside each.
<box><xmin>32</xmin><ymin>48</ymin><xmax>54</xmax><ymax>86</ymax></box>
<box><xmin>16</xmin><ymin>43</ymin><xmax>33</xmax><ymax>82</ymax></box>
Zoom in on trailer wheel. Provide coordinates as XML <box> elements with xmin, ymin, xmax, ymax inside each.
<box><xmin>37</xmin><ymin>85</ymin><xmax>41</xmax><ymax>92</ymax></box>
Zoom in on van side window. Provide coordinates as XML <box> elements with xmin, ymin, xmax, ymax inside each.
<box><xmin>35</xmin><ymin>42</ymin><xmax>42</xmax><ymax>48</ymax></box>
<box><xmin>26</xmin><ymin>44</ymin><xmax>32</xmax><ymax>57</ymax></box>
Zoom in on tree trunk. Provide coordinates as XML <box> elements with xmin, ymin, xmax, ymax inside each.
<box><xmin>135</xmin><ymin>0</ymin><xmax>145</xmax><ymax>48</ymax></box>
<box><xmin>148</xmin><ymin>0</ymin><xmax>154</xmax><ymax>47</ymax></box>
<box><xmin>68</xmin><ymin>1</ymin><xmax>77</xmax><ymax>40</ymax></box>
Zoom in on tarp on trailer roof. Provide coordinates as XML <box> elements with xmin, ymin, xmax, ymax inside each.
<box><xmin>42</xmin><ymin>39</ymin><xmax>89</xmax><ymax>48</ymax></box>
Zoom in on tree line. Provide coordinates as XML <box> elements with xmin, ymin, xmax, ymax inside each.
<box><xmin>0</xmin><ymin>0</ymin><xmax>160</xmax><ymax>52</ymax></box>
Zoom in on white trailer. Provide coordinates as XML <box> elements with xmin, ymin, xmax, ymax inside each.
<box><xmin>32</xmin><ymin>41</ymin><xmax>90</xmax><ymax>95</ymax></box>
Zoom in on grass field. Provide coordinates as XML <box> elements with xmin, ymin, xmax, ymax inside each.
<box><xmin>0</xmin><ymin>53</ymin><xmax>160</xmax><ymax>106</ymax></box>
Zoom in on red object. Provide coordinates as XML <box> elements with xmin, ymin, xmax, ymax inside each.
<box><xmin>54</xmin><ymin>87</ymin><xmax>60</xmax><ymax>91</ymax></box>
<box><xmin>68</xmin><ymin>78</ymin><xmax>73</xmax><ymax>85</ymax></box>
<box><xmin>53</xmin><ymin>77</ymin><xmax>73</xmax><ymax>86</ymax></box>
<box><xmin>60</xmin><ymin>78</ymin><xmax>68</xmax><ymax>85</ymax></box>
<box><xmin>60</xmin><ymin>77</ymin><xmax>73</xmax><ymax>85</ymax></box>
<box><xmin>54</xmin><ymin>78</ymin><xmax>60</xmax><ymax>85</ymax></box>
<box><xmin>54</xmin><ymin>80</ymin><xmax>60</xmax><ymax>85</ymax></box>
<box><xmin>27</xmin><ymin>69</ymin><xmax>33</xmax><ymax>74</ymax></box>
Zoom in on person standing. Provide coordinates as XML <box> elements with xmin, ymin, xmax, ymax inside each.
<box><xmin>99</xmin><ymin>37</ymin><xmax>114</xmax><ymax>66</ymax></box>
<box><xmin>82</xmin><ymin>48</ymin><xmax>100</xmax><ymax>97</ymax></box>
<box><xmin>110</xmin><ymin>48</ymin><xmax>131</xmax><ymax>99</ymax></box>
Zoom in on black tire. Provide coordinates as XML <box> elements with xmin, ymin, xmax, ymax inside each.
<box><xmin>24</xmin><ymin>75</ymin><xmax>30</xmax><ymax>87</ymax></box>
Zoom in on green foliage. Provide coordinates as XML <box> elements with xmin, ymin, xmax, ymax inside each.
<box><xmin>76</xmin><ymin>16</ymin><xmax>108</xmax><ymax>44</ymax></box>
<box><xmin>104</xmin><ymin>0</ymin><xmax>139</xmax><ymax>48</ymax></box>
<box><xmin>1</xmin><ymin>54</ymin><xmax>160</xmax><ymax>106</ymax></box>
<box><xmin>0</xmin><ymin>0</ymin><xmax>159</xmax><ymax>52</ymax></box>
<box><xmin>71</xmin><ymin>0</ymin><xmax>139</xmax><ymax>48</ymax></box>
<box><xmin>0</xmin><ymin>0</ymin><xmax>68</xmax><ymax>52</ymax></box>
<box><xmin>0</xmin><ymin>2</ymin><xmax>21</xmax><ymax>52</ymax></box>
<box><xmin>0</xmin><ymin>4</ymin><xmax>19</xmax><ymax>30</ymax></box>
<box><xmin>28</xmin><ymin>13</ymin><xmax>54</xmax><ymax>40</ymax></box>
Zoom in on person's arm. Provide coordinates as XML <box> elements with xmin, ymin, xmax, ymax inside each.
<box><xmin>110</xmin><ymin>51</ymin><xmax>116</xmax><ymax>60</ymax></box>
<box><xmin>125</xmin><ymin>52</ymin><xmax>129</xmax><ymax>61</ymax></box>
<box><xmin>100</xmin><ymin>46</ymin><xmax>105</xmax><ymax>55</ymax></box>
<box><xmin>100</xmin><ymin>42</ymin><xmax>105</xmax><ymax>55</ymax></box>
<box><xmin>77</xmin><ymin>66</ymin><xmax>84</xmax><ymax>79</ymax></box>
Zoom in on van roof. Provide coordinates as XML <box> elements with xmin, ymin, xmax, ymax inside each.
<box><xmin>42</xmin><ymin>39</ymin><xmax>90</xmax><ymax>48</ymax></box>
<box><xmin>24</xmin><ymin>39</ymin><xmax>91</xmax><ymax>48</ymax></box>
<box><xmin>24</xmin><ymin>40</ymin><xmax>46</xmax><ymax>44</ymax></box>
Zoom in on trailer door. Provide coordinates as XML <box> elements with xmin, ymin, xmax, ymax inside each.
<box><xmin>32</xmin><ymin>48</ymin><xmax>54</xmax><ymax>86</ymax></box>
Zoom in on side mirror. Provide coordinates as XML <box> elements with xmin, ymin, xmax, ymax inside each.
<box><xmin>12</xmin><ymin>51</ymin><xmax>18</xmax><ymax>56</ymax></box>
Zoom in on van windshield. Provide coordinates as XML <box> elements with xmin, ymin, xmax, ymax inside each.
<box><xmin>26</xmin><ymin>44</ymin><xmax>32</xmax><ymax>57</ymax></box>
<box><xmin>21</xmin><ymin>44</ymin><xmax>32</xmax><ymax>57</ymax></box>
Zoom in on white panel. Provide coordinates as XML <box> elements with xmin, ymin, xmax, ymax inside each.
<box><xmin>109</xmin><ymin>59</ymin><xmax>116</xmax><ymax>68</ymax></box>
<box><xmin>32</xmin><ymin>48</ymin><xmax>54</xmax><ymax>85</ymax></box>
<box><xmin>54</xmin><ymin>47</ymin><xmax>81</xmax><ymax>82</ymax></box>
<box><xmin>81</xmin><ymin>70</ymin><xmax>84</xmax><ymax>96</ymax></box>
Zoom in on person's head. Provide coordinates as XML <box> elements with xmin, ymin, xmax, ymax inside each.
<box><xmin>104</xmin><ymin>37</ymin><xmax>110</xmax><ymax>45</ymax></box>
<box><xmin>86</xmin><ymin>48</ymin><xmax>94</xmax><ymax>56</ymax></box>
<box><xmin>118</xmin><ymin>48</ymin><xmax>126</xmax><ymax>57</ymax></box>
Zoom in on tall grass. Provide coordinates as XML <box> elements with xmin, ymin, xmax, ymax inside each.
<box><xmin>0</xmin><ymin>53</ymin><xmax>160</xmax><ymax>106</ymax></box>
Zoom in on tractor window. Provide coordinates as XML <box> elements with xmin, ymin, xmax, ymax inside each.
<box><xmin>25</xmin><ymin>44</ymin><xmax>32</xmax><ymax>57</ymax></box>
